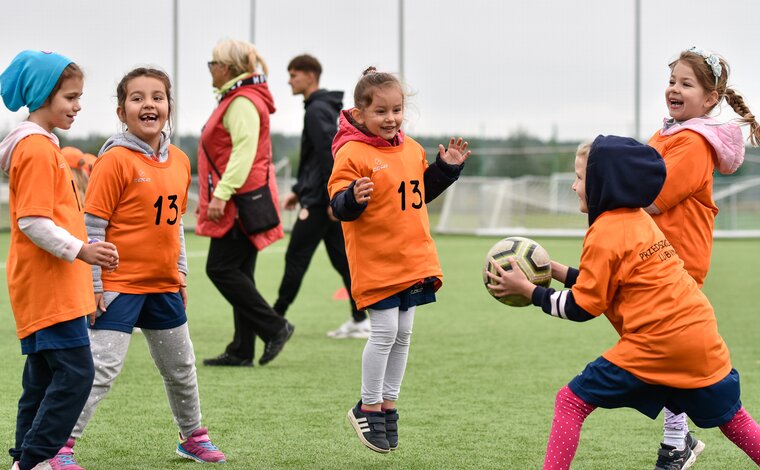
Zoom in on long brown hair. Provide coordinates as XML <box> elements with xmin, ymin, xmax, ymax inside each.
<box><xmin>672</xmin><ymin>50</ymin><xmax>759</xmax><ymax>145</ymax></box>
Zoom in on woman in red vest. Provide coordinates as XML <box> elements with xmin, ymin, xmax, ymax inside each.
<box><xmin>197</xmin><ymin>39</ymin><xmax>294</xmax><ymax>367</ymax></box>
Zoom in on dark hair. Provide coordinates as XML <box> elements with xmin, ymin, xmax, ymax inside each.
<box><xmin>287</xmin><ymin>54</ymin><xmax>322</xmax><ymax>80</ymax></box>
<box><xmin>672</xmin><ymin>50</ymin><xmax>759</xmax><ymax>145</ymax></box>
<box><xmin>116</xmin><ymin>67</ymin><xmax>174</xmax><ymax>132</ymax></box>
<box><xmin>353</xmin><ymin>66</ymin><xmax>403</xmax><ymax>110</ymax></box>
<box><xmin>44</xmin><ymin>63</ymin><xmax>83</xmax><ymax>105</ymax></box>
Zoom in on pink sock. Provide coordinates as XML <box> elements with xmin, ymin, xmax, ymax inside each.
<box><xmin>719</xmin><ymin>407</ymin><xmax>760</xmax><ymax>464</ymax></box>
<box><xmin>543</xmin><ymin>385</ymin><xmax>596</xmax><ymax>470</ymax></box>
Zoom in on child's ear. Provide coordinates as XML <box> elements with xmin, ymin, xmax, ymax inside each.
<box><xmin>705</xmin><ymin>90</ymin><xmax>720</xmax><ymax>109</ymax></box>
<box><xmin>116</xmin><ymin>107</ymin><xmax>126</xmax><ymax>124</ymax></box>
<box><xmin>350</xmin><ymin>107</ymin><xmax>364</xmax><ymax>125</ymax></box>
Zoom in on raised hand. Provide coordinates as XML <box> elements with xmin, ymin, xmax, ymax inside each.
<box><xmin>439</xmin><ymin>137</ymin><xmax>472</xmax><ymax>166</ymax></box>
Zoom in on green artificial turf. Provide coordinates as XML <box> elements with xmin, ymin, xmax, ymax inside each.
<box><xmin>0</xmin><ymin>233</ymin><xmax>757</xmax><ymax>469</ymax></box>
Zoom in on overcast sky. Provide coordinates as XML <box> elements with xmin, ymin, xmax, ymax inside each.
<box><xmin>2</xmin><ymin>0</ymin><xmax>759</xmax><ymax>145</ymax></box>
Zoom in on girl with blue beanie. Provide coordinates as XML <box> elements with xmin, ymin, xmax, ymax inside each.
<box><xmin>0</xmin><ymin>50</ymin><xmax>119</xmax><ymax>470</ymax></box>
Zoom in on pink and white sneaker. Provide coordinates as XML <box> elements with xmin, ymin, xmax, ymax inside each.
<box><xmin>176</xmin><ymin>427</ymin><xmax>226</xmax><ymax>463</ymax></box>
<box><xmin>49</xmin><ymin>439</ymin><xmax>83</xmax><ymax>470</ymax></box>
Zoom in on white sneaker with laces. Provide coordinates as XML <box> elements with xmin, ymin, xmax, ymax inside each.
<box><xmin>327</xmin><ymin>318</ymin><xmax>371</xmax><ymax>339</ymax></box>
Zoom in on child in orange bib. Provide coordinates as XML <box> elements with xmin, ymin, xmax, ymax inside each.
<box><xmin>645</xmin><ymin>47</ymin><xmax>760</xmax><ymax>467</ymax></box>
<box><xmin>487</xmin><ymin>135</ymin><xmax>760</xmax><ymax>469</ymax></box>
<box><xmin>53</xmin><ymin>68</ymin><xmax>226</xmax><ymax>467</ymax></box>
<box><xmin>0</xmin><ymin>50</ymin><xmax>118</xmax><ymax>470</ymax></box>
<box><xmin>329</xmin><ymin>67</ymin><xmax>472</xmax><ymax>454</ymax></box>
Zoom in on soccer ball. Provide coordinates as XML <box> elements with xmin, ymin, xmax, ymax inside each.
<box><xmin>483</xmin><ymin>236</ymin><xmax>552</xmax><ymax>307</ymax></box>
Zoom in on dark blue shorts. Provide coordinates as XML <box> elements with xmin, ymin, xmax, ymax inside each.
<box><xmin>568</xmin><ymin>356</ymin><xmax>741</xmax><ymax>428</ymax></box>
<box><xmin>91</xmin><ymin>292</ymin><xmax>187</xmax><ymax>333</ymax></box>
<box><xmin>368</xmin><ymin>277</ymin><xmax>438</xmax><ymax>311</ymax></box>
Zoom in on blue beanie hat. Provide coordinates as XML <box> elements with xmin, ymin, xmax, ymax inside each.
<box><xmin>0</xmin><ymin>50</ymin><xmax>73</xmax><ymax>112</ymax></box>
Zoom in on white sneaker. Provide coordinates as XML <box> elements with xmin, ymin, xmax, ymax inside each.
<box><xmin>327</xmin><ymin>318</ymin><xmax>371</xmax><ymax>339</ymax></box>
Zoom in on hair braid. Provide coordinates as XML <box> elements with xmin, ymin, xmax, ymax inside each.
<box><xmin>725</xmin><ymin>88</ymin><xmax>760</xmax><ymax>146</ymax></box>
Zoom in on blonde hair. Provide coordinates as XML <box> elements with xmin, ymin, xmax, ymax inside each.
<box><xmin>212</xmin><ymin>39</ymin><xmax>268</xmax><ymax>77</ymax></box>
<box><xmin>576</xmin><ymin>141</ymin><xmax>592</xmax><ymax>162</ymax></box>
<box><xmin>672</xmin><ymin>49</ymin><xmax>759</xmax><ymax>146</ymax></box>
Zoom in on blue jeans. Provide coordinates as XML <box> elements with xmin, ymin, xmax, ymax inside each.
<box><xmin>10</xmin><ymin>346</ymin><xmax>94</xmax><ymax>469</ymax></box>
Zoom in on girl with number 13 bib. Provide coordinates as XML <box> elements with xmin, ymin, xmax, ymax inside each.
<box><xmin>329</xmin><ymin>67</ymin><xmax>472</xmax><ymax>454</ymax></box>
<box><xmin>53</xmin><ymin>68</ymin><xmax>226</xmax><ymax>468</ymax></box>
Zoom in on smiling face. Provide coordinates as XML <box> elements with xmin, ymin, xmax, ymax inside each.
<box><xmin>117</xmin><ymin>76</ymin><xmax>169</xmax><ymax>152</ymax></box>
<box><xmin>665</xmin><ymin>61</ymin><xmax>718</xmax><ymax>122</ymax></box>
<box><xmin>572</xmin><ymin>148</ymin><xmax>588</xmax><ymax>214</ymax></box>
<box><xmin>351</xmin><ymin>85</ymin><xmax>404</xmax><ymax>140</ymax></box>
<box><xmin>30</xmin><ymin>76</ymin><xmax>83</xmax><ymax>133</ymax></box>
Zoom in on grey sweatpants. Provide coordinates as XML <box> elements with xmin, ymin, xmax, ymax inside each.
<box><xmin>361</xmin><ymin>306</ymin><xmax>415</xmax><ymax>405</ymax></box>
<box><xmin>71</xmin><ymin>323</ymin><xmax>202</xmax><ymax>438</ymax></box>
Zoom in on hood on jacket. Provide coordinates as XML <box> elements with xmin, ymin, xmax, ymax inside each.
<box><xmin>586</xmin><ymin>135</ymin><xmax>666</xmax><ymax>226</ymax></box>
<box><xmin>306</xmin><ymin>89</ymin><xmax>343</xmax><ymax>112</ymax></box>
<box><xmin>660</xmin><ymin>116</ymin><xmax>744</xmax><ymax>174</ymax></box>
<box><xmin>0</xmin><ymin>121</ymin><xmax>59</xmax><ymax>174</ymax></box>
<box><xmin>331</xmin><ymin>109</ymin><xmax>405</xmax><ymax>156</ymax></box>
<box><xmin>99</xmin><ymin>131</ymin><xmax>170</xmax><ymax>161</ymax></box>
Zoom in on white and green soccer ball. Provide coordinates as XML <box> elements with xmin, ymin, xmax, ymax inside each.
<box><xmin>483</xmin><ymin>236</ymin><xmax>552</xmax><ymax>307</ymax></box>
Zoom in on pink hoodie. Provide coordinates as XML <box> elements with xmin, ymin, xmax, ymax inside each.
<box><xmin>0</xmin><ymin>121</ymin><xmax>59</xmax><ymax>174</ymax></box>
<box><xmin>659</xmin><ymin>117</ymin><xmax>744</xmax><ymax>175</ymax></box>
<box><xmin>331</xmin><ymin>109</ymin><xmax>404</xmax><ymax>157</ymax></box>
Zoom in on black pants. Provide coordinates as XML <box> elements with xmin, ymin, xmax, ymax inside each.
<box><xmin>206</xmin><ymin>224</ymin><xmax>286</xmax><ymax>360</ymax></box>
<box><xmin>273</xmin><ymin>205</ymin><xmax>365</xmax><ymax>322</ymax></box>
<box><xmin>10</xmin><ymin>346</ymin><xmax>94</xmax><ymax>469</ymax></box>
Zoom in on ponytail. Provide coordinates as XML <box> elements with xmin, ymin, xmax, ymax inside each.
<box><xmin>724</xmin><ymin>88</ymin><xmax>760</xmax><ymax>146</ymax></box>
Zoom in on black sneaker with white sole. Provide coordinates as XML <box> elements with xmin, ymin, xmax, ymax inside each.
<box><xmin>347</xmin><ymin>401</ymin><xmax>390</xmax><ymax>453</ymax></box>
<box><xmin>685</xmin><ymin>431</ymin><xmax>705</xmax><ymax>459</ymax></box>
<box><xmin>384</xmin><ymin>408</ymin><xmax>399</xmax><ymax>450</ymax></box>
<box><xmin>653</xmin><ymin>442</ymin><xmax>696</xmax><ymax>470</ymax></box>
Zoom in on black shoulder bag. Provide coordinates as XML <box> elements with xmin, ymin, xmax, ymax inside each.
<box><xmin>202</xmin><ymin>141</ymin><xmax>280</xmax><ymax>234</ymax></box>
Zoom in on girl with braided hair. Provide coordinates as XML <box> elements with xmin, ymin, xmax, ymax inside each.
<box><xmin>646</xmin><ymin>46</ymin><xmax>760</xmax><ymax>469</ymax></box>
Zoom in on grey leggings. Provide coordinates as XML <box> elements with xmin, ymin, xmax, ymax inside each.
<box><xmin>361</xmin><ymin>306</ymin><xmax>415</xmax><ymax>405</ymax></box>
<box><xmin>71</xmin><ymin>323</ymin><xmax>202</xmax><ymax>438</ymax></box>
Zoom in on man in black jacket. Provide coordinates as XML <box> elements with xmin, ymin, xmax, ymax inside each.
<box><xmin>273</xmin><ymin>54</ymin><xmax>369</xmax><ymax>339</ymax></box>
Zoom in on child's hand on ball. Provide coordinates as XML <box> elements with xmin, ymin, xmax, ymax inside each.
<box><xmin>486</xmin><ymin>257</ymin><xmax>536</xmax><ymax>299</ymax></box>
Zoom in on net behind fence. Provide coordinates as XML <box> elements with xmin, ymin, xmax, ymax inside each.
<box><xmin>433</xmin><ymin>174</ymin><xmax>760</xmax><ymax>238</ymax></box>
<box><xmin>0</xmin><ymin>151</ymin><xmax>757</xmax><ymax>238</ymax></box>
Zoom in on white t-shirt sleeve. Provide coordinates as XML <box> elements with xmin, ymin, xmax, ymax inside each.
<box><xmin>18</xmin><ymin>216</ymin><xmax>83</xmax><ymax>262</ymax></box>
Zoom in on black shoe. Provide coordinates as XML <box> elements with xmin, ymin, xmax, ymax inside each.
<box><xmin>347</xmin><ymin>401</ymin><xmax>389</xmax><ymax>454</ymax></box>
<box><xmin>685</xmin><ymin>432</ymin><xmax>705</xmax><ymax>459</ymax></box>
<box><xmin>203</xmin><ymin>352</ymin><xmax>253</xmax><ymax>367</ymax></box>
<box><xmin>384</xmin><ymin>408</ymin><xmax>399</xmax><ymax>450</ymax></box>
<box><xmin>654</xmin><ymin>442</ymin><xmax>696</xmax><ymax>470</ymax></box>
<box><xmin>259</xmin><ymin>322</ymin><xmax>294</xmax><ymax>366</ymax></box>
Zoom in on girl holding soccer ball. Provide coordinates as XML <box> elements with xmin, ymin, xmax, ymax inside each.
<box><xmin>486</xmin><ymin>135</ymin><xmax>760</xmax><ymax>470</ymax></box>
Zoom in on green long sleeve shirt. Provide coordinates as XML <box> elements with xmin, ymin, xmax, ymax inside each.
<box><xmin>212</xmin><ymin>73</ymin><xmax>262</xmax><ymax>201</ymax></box>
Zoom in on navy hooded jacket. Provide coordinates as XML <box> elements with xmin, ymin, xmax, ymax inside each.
<box><xmin>531</xmin><ymin>135</ymin><xmax>666</xmax><ymax>321</ymax></box>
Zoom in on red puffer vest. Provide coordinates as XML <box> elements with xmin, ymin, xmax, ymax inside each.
<box><xmin>196</xmin><ymin>76</ymin><xmax>283</xmax><ymax>250</ymax></box>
